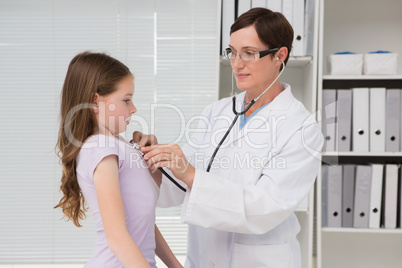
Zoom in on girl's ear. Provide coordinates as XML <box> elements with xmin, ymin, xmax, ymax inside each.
<box><xmin>92</xmin><ymin>92</ymin><xmax>100</xmax><ymax>114</ymax></box>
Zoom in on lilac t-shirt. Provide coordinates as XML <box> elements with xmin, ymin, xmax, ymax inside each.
<box><xmin>76</xmin><ymin>134</ymin><xmax>158</xmax><ymax>268</ymax></box>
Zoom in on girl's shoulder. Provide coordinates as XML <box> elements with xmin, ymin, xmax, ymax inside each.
<box><xmin>76</xmin><ymin>135</ymin><xmax>125</xmax><ymax>175</ymax></box>
<box><xmin>80</xmin><ymin>134</ymin><xmax>140</xmax><ymax>162</ymax></box>
<box><xmin>80</xmin><ymin>134</ymin><xmax>121</xmax><ymax>155</ymax></box>
<box><xmin>75</xmin><ymin>135</ymin><xmax>120</xmax><ymax>181</ymax></box>
<box><xmin>77</xmin><ymin>134</ymin><xmax>143</xmax><ymax>170</ymax></box>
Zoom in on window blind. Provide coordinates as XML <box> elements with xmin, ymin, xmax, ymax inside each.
<box><xmin>0</xmin><ymin>0</ymin><xmax>219</xmax><ymax>263</ymax></box>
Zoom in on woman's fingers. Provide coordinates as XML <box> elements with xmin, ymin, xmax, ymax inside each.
<box><xmin>141</xmin><ymin>144</ymin><xmax>178</xmax><ymax>158</ymax></box>
<box><xmin>143</xmin><ymin>134</ymin><xmax>158</xmax><ymax>146</ymax></box>
<box><xmin>143</xmin><ymin>143</ymin><xmax>195</xmax><ymax>188</ymax></box>
<box><xmin>147</xmin><ymin>159</ymin><xmax>169</xmax><ymax>171</ymax></box>
<box><xmin>145</xmin><ymin>152</ymin><xmax>173</xmax><ymax>163</ymax></box>
<box><xmin>146</xmin><ymin>151</ymin><xmax>185</xmax><ymax>169</ymax></box>
<box><xmin>131</xmin><ymin>131</ymin><xmax>158</xmax><ymax>147</ymax></box>
<box><xmin>147</xmin><ymin>154</ymin><xmax>180</xmax><ymax>172</ymax></box>
<box><xmin>142</xmin><ymin>144</ymin><xmax>189</xmax><ymax>173</ymax></box>
<box><xmin>130</xmin><ymin>131</ymin><xmax>143</xmax><ymax>144</ymax></box>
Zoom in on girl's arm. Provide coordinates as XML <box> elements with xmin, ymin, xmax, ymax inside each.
<box><xmin>94</xmin><ymin>155</ymin><xmax>151</xmax><ymax>268</ymax></box>
<box><xmin>154</xmin><ymin>225</ymin><xmax>183</xmax><ymax>268</ymax></box>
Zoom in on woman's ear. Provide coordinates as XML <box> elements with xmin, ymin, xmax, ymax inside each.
<box><xmin>276</xmin><ymin>47</ymin><xmax>288</xmax><ymax>63</ymax></box>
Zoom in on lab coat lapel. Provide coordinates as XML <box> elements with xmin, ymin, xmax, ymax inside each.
<box><xmin>234</xmin><ymin>83</ymin><xmax>293</xmax><ymax>142</ymax></box>
<box><xmin>223</xmin><ymin>92</ymin><xmax>244</xmax><ymax>146</ymax></box>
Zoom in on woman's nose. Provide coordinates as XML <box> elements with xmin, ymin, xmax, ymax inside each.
<box><xmin>231</xmin><ymin>53</ymin><xmax>244</xmax><ymax>69</ymax></box>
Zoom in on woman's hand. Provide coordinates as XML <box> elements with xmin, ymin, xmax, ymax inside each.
<box><xmin>141</xmin><ymin>144</ymin><xmax>195</xmax><ymax>188</ymax></box>
<box><xmin>131</xmin><ymin>131</ymin><xmax>158</xmax><ymax>147</ymax></box>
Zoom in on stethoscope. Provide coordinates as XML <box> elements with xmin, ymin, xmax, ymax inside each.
<box><xmin>131</xmin><ymin>57</ymin><xmax>286</xmax><ymax>192</ymax></box>
<box><xmin>206</xmin><ymin>57</ymin><xmax>286</xmax><ymax>172</ymax></box>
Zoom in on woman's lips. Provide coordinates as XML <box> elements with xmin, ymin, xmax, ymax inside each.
<box><xmin>236</xmin><ymin>73</ymin><xmax>249</xmax><ymax>79</ymax></box>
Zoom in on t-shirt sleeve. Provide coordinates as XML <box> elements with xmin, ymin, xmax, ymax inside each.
<box><xmin>78</xmin><ymin>137</ymin><xmax>120</xmax><ymax>181</ymax></box>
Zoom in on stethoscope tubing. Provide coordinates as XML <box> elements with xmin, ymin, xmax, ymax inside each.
<box><xmin>157</xmin><ymin>166</ymin><xmax>187</xmax><ymax>192</ymax></box>
<box><xmin>205</xmin><ymin>97</ymin><xmax>256</xmax><ymax>172</ymax></box>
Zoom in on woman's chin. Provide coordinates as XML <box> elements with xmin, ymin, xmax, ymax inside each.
<box><xmin>236</xmin><ymin>86</ymin><xmax>249</xmax><ymax>92</ymax></box>
<box><xmin>235</xmin><ymin>81</ymin><xmax>252</xmax><ymax>92</ymax></box>
<box><xmin>235</xmin><ymin>84</ymin><xmax>247</xmax><ymax>91</ymax></box>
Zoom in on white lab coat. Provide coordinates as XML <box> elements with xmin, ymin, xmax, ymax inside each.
<box><xmin>158</xmin><ymin>83</ymin><xmax>323</xmax><ymax>268</ymax></box>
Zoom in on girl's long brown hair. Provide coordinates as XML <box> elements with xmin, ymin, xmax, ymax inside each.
<box><xmin>55</xmin><ymin>51</ymin><xmax>132</xmax><ymax>227</ymax></box>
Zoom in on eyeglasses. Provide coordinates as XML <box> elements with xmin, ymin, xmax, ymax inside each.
<box><xmin>223</xmin><ymin>47</ymin><xmax>280</xmax><ymax>62</ymax></box>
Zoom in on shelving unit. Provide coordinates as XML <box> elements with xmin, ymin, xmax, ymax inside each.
<box><xmin>317</xmin><ymin>0</ymin><xmax>402</xmax><ymax>267</ymax></box>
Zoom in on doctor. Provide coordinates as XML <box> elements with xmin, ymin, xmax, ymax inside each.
<box><xmin>135</xmin><ymin>7</ymin><xmax>323</xmax><ymax>268</ymax></box>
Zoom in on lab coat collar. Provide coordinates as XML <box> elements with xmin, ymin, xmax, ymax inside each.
<box><xmin>266</xmin><ymin>82</ymin><xmax>293</xmax><ymax>111</ymax></box>
<box><xmin>229</xmin><ymin>83</ymin><xmax>294</xmax><ymax>144</ymax></box>
<box><xmin>234</xmin><ymin>83</ymin><xmax>293</xmax><ymax>112</ymax></box>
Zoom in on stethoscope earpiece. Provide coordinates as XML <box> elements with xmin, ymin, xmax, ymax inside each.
<box><xmin>277</xmin><ymin>57</ymin><xmax>284</xmax><ymax>63</ymax></box>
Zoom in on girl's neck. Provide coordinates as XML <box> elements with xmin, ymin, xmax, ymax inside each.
<box><xmin>97</xmin><ymin>127</ymin><xmax>116</xmax><ymax>138</ymax></box>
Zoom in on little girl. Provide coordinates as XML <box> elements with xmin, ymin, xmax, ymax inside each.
<box><xmin>55</xmin><ymin>51</ymin><xmax>182</xmax><ymax>268</ymax></box>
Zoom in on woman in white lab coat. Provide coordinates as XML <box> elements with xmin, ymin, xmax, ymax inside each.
<box><xmin>136</xmin><ymin>7</ymin><xmax>323</xmax><ymax>268</ymax></box>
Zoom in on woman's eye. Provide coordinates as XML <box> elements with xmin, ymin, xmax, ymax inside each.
<box><xmin>124</xmin><ymin>99</ymin><xmax>131</xmax><ymax>103</ymax></box>
<box><xmin>244</xmin><ymin>51</ymin><xmax>255</xmax><ymax>56</ymax></box>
